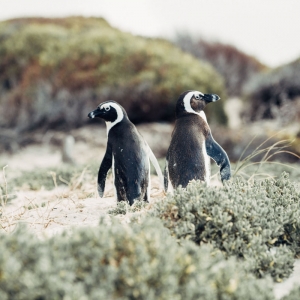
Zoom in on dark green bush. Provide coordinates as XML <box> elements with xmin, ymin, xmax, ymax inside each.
<box><xmin>0</xmin><ymin>17</ymin><xmax>227</xmax><ymax>134</ymax></box>
<box><xmin>243</xmin><ymin>58</ymin><xmax>300</xmax><ymax>122</ymax></box>
<box><xmin>0</xmin><ymin>217</ymin><xmax>274</xmax><ymax>299</ymax></box>
<box><xmin>151</xmin><ymin>173</ymin><xmax>300</xmax><ymax>281</ymax></box>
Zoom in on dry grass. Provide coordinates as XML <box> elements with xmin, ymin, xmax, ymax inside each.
<box><xmin>233</xmin><ymin>132</ymin><xmax>300</xmax><ymax>182</ymax></box>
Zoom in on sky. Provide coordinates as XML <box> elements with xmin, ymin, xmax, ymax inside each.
<box><xmin>0</xmin><ymin>0</ymin><xmax>300</xmax><ymax>67</ymax></box>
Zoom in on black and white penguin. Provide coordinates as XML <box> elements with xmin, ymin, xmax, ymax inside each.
<box><xmin>88</xmin><ymin>101</ymin><xmax>163</xmax><ymax>205</ymax></box>
<box><xmin>164</xmin><ymin>90</ymin><xmax>231</xmax><ymax>191</ymax></box>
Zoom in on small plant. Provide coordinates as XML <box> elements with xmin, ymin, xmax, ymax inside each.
<box><xmin>108</xmin><ymin>200</ymin><xmax>148</xmax><ymax>215</ymax></box>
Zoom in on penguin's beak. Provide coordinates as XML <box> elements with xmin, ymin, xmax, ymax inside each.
<box><xmin>88</xmin><ymin>108</ymin><xmax>101</xmax><ymax>119</ymax></box>
<box><xmin>203</xmin><ymin>94</ymin><xmax>220</xmax><ymax>103</ymax></box>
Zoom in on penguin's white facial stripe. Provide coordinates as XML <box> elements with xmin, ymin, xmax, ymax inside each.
<box><xmin>100</xmin><ymin>103</ymin><xmax>111</xmax><ymax>111</ymax></box>
<box><xmin>101</xmin><ymin>102</ymin><xmax>124</xmax><ymax>134</ymax></box>
<box><xmin>183</xmin><ymin>91</ymin><xmax>207</xmax><ymax>123</ymax></box>
<box><xmin>194</xmin><ymin>92</ymin><xmax>204</xmax><ymax>100</ymax></box>
<box><xmin>183</xmin><ymin>91</ymin><xmax>203</xmax><ymax>114</ymax></box>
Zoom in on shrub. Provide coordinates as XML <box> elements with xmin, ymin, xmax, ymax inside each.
<box><xmin>243</xmin><ymin>58</ymin><xmax>300</xmax><ymax>122</ymax></box>
<box><xmin>108</xmin><ymin>200</ymin><xmax>148</xmax><ymax>215</ymax></box>
<box><xmin>174</xmin><ymin>33</ymin><xmax>266</xmax><ymax>96</ymax></box>
<box><xmin>0</xmin><ymin>17</ymin><xmax>227</xmax><ymax>134</ymax></box>
<box><xmin>151</xmin><ymin>173</ymin><xmax>300</xmax><ymax>281</ymax></box>
<box><xmin>0</xmin><ymin>217</ymin><xmax>274</xmax><ymax>299</ymax></box>
<box><xmin>282</xmin><ymin>285</ymin><xmax>300</xmax><ymax>300</ymax></box>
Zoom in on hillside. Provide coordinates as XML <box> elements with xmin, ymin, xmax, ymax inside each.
<box><xmin>174</xmin><ymin>34</ymin><xmax>266</xmax><ymax>96</ymax></box>
<box><xmin>0</xmin><ymin>17</ymin><xmax>227</xmax><ymax>133</ymax></box>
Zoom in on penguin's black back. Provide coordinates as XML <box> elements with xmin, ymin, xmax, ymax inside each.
<box><xmin>167</xmin><ymin>114</ymin><xmax>210</xmax><ymax>188</ymax></box>
<box><xmin>108</xmin><ymin>119</ymin><xmax>149</xmax><ymax>203</ymax></box>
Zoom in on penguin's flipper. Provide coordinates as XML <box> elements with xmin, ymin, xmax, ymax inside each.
<box><xmin>164</xmin><ymin>159</ymin><xmax>169</xmax><ymax>192</ymax></box>
<box><xmin>205</xmin><ymin>132</ymin><xmax>231</xmax><ymax>182</ymax></box>
<box><xmin>146</xmin><ymin>143</ymin><xmax>164</xmax><ymax>188</ymax></box>
<box><xmin>97</xmin><ymin>143</ymin><xmax>113</xmax><ymax>197</ymax></box>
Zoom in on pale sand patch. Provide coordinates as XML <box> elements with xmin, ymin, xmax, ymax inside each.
<box><xmin>0</xmin><ymin>174</ymin><xmax>164</xmax><ymax>237</ymax></box>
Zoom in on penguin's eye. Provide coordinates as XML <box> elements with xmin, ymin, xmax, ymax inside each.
<box><xmin>195</xmin><ymin>95</ymin><xmax>200</xmax><ymax>100</ymax></box>
<box><xmin>104</xmin><ymin>106</ymin><xmax>110</xmax><ymax>111</ymax></box>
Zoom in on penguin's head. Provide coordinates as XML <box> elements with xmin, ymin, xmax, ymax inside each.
<box><xmin>176</xmin><ymin>90</ymin><xmax>220</xmax><ymax>118</ymax></box>
<box><xmin>88</xmin><ymin>101</ymin><xmax>126</xmax><ymax>127</ymax></box>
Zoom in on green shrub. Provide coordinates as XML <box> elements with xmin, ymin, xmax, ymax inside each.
<box><xmin>0</xmin><ymin>17</ymin><xmax>227</xmax><ymax>134</ymax></box>
<box><xmin>151</xmin><ymin>173</ymin><xmax>300</xmax><ymax>281</ymax></box>
<box><xmin>0</xmin><ymin>217</ymin><xmax>274</xmax><ymax>299</ymax></box>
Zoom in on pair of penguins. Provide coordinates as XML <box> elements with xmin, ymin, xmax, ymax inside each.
<box><xmin>88</xmin><ymin>90</ymin><xmax>231</xmax><ymax>205</ymax></box>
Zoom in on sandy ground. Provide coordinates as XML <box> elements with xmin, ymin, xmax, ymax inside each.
<box><xmin>0</xmin><ymin>174</ymin><xmax>164</xmax><ymax>238</ymax></box>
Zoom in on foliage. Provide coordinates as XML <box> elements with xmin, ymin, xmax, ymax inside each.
<box><xmin>174</xmin><ymin>33</ymin><xmax>266</xmax><ymax>96</ymax></box>
<box><xmin>243</xmin><ymin>58</ymin><xmax>300</xmax><ymax>122</ymax></box>
<box><xmin>282</xmin><ymin>285</ymin><xmax>300</xmax><ymax>300</ymax></box>
<box><xmin>0</xmin><ymin>217</ymin><xmax>274</xmax><ymax>299</ymax></box>
<box><xmin>151</xmin><ymin>173</ymin><xmax>300</xmax><ymax>281</ymax></box>
<box><xmin>0</xmin><ymin>17</ymin><xmax>227</xmax><ymax>133</ymax></box>
<box><xmin>108</xmin><ymin>200</ymin><xmax>148</xmax><ymax>215</ymax></box>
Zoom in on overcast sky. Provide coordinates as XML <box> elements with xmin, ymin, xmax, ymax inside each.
<box><xmin>0</xmin><ymin>0</ymin><xmax>299</xmax><ymax>67</ymax></box>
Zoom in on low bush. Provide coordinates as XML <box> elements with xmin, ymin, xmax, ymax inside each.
<box><xmin>0</xmin><ymin>217</ymin><xmax>274</xmax><ymax>299</ymax></box>
<box><xmin>151</xmin><ymin>173</ymin><xmax>300</xmax><ymax>281</ymax></box>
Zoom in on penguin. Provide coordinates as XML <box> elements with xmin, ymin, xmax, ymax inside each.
<box><xmin>88</xmin><ymin>101</ymin><xmax>163</xmax><ymax>205</ymax></box>
<box><xmin>164</xmin><ymin>90</ymin><xmax>231</xmax><ymax>191</ymax></box>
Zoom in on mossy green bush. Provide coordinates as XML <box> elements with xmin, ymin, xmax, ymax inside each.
<box><xmin>0</xmin><ymin>218</ymin><xmax>274</xmax><ymax>299</ymax></box>
<box><xmin>0</xmin><ymin>17</ymin><xmax>227</xmax><ymax>133</ymax></box>
<box><xmin>151</xmin><ymin>173</ymin><xmax>300</xmax><ymax>281</ymax></box>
